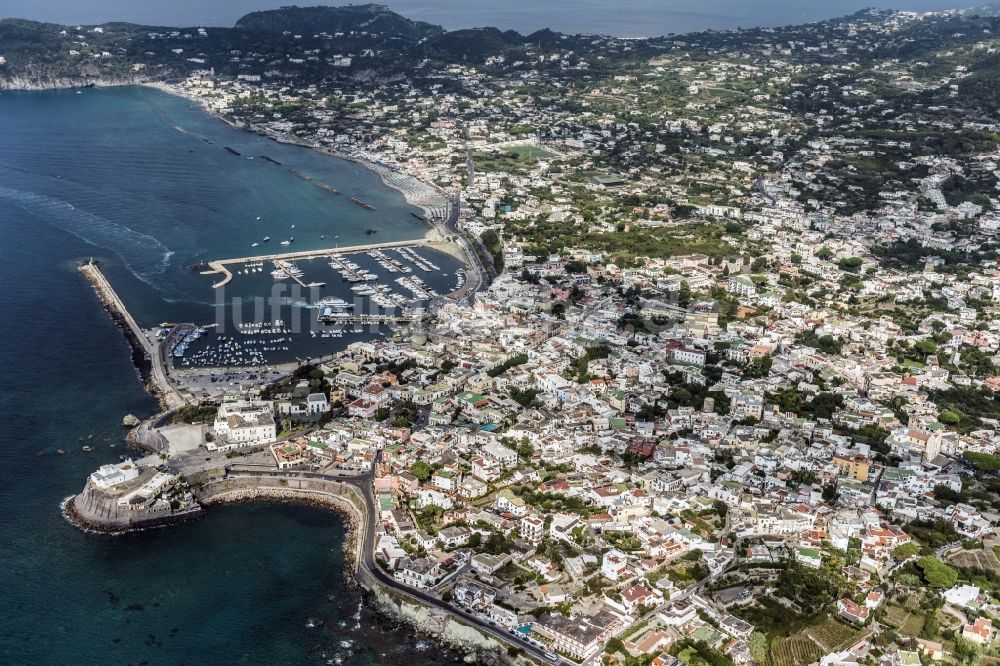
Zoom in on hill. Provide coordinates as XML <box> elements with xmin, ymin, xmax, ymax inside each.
<box><xmin>234</xmin><ymin>4</ymin><xmax>443</xmax><ymax>41</ymax></box>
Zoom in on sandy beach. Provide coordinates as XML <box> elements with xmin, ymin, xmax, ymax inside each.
<box><xmin>143</xmin><ymin>81</ymin><xmax>448</xmax><ymax>221</ymax></box>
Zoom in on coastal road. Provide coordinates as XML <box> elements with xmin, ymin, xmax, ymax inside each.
<box><xmin>350</xmin><ymin>476</ymin><xmax>568</xmax><ymax>664</ymax></box>
<box><xmin>338</xmin><ymin>474</ymin><xmax>562</xmax><ymax>666</ymax></box>
<box><xmin>220</xmin><ymin>468</ymin><xmax>559</xmax><ymax>663</ymax></box>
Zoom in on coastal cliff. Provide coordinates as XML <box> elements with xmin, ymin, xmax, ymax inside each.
<box><xmin>369</xmin><ymin>585</ymin><xmax>540</xmax><ymax>666</ymax></box>
<box><xmin>0</xmin><ymin>74</ymin><xmax>159</xmax><ymax>91</ymax></box>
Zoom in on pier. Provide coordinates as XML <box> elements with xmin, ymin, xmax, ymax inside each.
<box><xmin>316</xmin><ymin>311</ymin><xmax>426</xmax><ymax>325</ymax></box>
<box><xmin>201</xmin><ymin>238</ymin><xmax>431</xmax><ymax>288</ymax></box>
<box><xmin>79</xmin><ymin>261</ymin><xmax>186</xmax><ymax>409</ymax></box>
<box><xmin>273</xmin><ymin>259</ymin><xmax>307</xmax><ymax>287</ymax></box>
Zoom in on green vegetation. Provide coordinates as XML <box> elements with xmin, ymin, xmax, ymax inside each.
<box><xmin>488</xmin><ymin>353</ymin><xmax>528</xmax><ymax>377</ymax></box>
<box><xmin>796</xmin><ymin>329</ymin><xmax>844</xmax><ymax>355</ymax></box>
<box><xmin>963</xmin><ymin>451</ymin><xmax>1000</xmax><ymax>471</ymax></box>
<box><xmin>916</xmin><ymin>556</ymin><xmax>959</xmax><ymax>589</ymax></box>
<box><xmin>931</xmin><ymin>386</ymin><xmax>1000</xmax><ymax>433</ymax></box>
<box><xmin>410</xmin><ymin>460</ymin><xmax>432</xmax><ymax>481</ymax></box>
<box><xmin>481</xmin><ymin>229</ymin><xmax>505</xmax><ymax>272</ymax></box>
<box><xmin>172</xmin><ymin>403</ymin><xmax>218</xmax><ymax>424</ymax></box>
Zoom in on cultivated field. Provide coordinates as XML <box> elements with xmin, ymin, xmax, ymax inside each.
<box><xmin>948</xmin><ymin>548</ymin><xmax>1000</xmax><ymax>574</ymax></box>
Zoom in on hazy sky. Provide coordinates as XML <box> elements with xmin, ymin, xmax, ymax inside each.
<box><xmin>0</xmin><ymin>0</ymin><xmax>983</xmax><ymax>37</ymax></box>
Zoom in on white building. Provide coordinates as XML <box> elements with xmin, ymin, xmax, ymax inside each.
<box><xmin>212</xmin><ymin>399</ymin><xmax>277</xmax><ymax>449</ymax></box>
<box><xmin>601</xmin><ymin>548</ymin><xmax>629</xmax><ymax>581</ymax></box>
<box><xmin>89</xmin><ymin>459</ymin><xmax>140</xmax><ymax>489</ymax></box>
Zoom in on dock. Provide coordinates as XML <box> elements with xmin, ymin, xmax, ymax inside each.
<box><xmin>273</xmin><ymin>259</ymin><xmax>307</xmax><ymax>287</ymax></box>
<box><xmin>316</xmin><ymin>311</ymin><xmax>426</xmax><ymax>325</ymax></box>
<box><xmin>202</xmin><ymin>238</ymin><xmax>431</xmax><ymax>289</ymax></box>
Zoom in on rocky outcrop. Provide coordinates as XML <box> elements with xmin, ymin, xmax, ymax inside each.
<box><xmin>369</xmin><ymin>585</ymin><xmax>539</xmax><ymax>666</ymax></box>
<box><xmin>0</xmin><ymin>74</ymin><xmax>158</xmax><ymax>91</ymax></box>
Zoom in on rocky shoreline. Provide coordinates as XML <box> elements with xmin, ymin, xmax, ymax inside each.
<box><xmin>0</xmin><ymin>74</ymin><xmax>157</xmax><ymax>91</ymax></box>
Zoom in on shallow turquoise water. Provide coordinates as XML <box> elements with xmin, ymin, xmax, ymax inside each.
<box><xmin>0</xmin><ymin>89</ymin><xmax>464</xmax><ymax>665</ymax></box>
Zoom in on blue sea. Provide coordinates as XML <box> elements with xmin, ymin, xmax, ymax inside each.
<box><xmin>0</xmin><ymin>0</ymin><xmax>979</xmax><ymax>37</ymax></box>
<box><xmin>0</xmin><ymin>86</ymin><xmax>463</xmax><ymax>366</ymax></box>
<box><xmin>0</xmin><ymin>88</ymin><xmax>466</xmax><ymax>665</ymax></box>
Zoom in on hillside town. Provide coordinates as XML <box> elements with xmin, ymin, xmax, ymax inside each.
<box><xmin>17</xmin><ymin>4</ymin><xmax>1000</xmax><ymax>666</ymax></box>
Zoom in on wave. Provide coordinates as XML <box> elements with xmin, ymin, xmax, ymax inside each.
<box><xmin>0</xmin><ymin>185</ymin><xmax>174</xmax><ymax>286</ymax></box>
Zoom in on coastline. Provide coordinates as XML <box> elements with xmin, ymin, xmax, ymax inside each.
<box><xmin>45</xmin><ymin>78</ymin><xmax>513</xmax><ymax>664</ymax></box>
<box><xmin>140</xmin><ymin>81</ymin><xmax>447</xmax><ymax>223</ymax></box>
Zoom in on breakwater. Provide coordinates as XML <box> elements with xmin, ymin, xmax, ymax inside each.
<box><xmin>78</xmin><ymin>260</ymin><xmax>185</xmax><ymax>409</ymax></box>
<box><xmin>79</xmin><ymin>260</ymin><xmax>153</xmax><ymax>384</ymax></box>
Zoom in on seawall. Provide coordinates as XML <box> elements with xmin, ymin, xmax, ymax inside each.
<box><xmin>78</xmin><ymin>260</ymin><xmax>185</xmax><ymax>409</ymax></box>
<box><xmin>78</xmin><ymin>261</ymin><xmax>154</xmax><ymax>385</ymax></box>
<box><xmin>194</xmin><ymin>476</ymin><xmax>367</xmax><ymax>575</ymax></box>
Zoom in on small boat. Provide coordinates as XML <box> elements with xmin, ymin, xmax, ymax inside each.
<box><xmin>82</xmin><ymin>445</ymin><xmax>92</xmax><ymax>452</ymax></box>
<box><xmin>56</xmin><ymin>449</ymin><xmax>66</xmax><ymax>455</ymax></box>
<box><xmin>280</xmin><ymin>239</ymin><xmax>292</xmax><ymax>246</ymax></box>
<box><xmin>320</xmin><ymin>235</ymin><xmax>325</xmax><ymax>239</ymax></box>
<box><xmin>256</xmin><ymin>216</ymin><xmax>261</xmax><ymax>220</ymax></box>
<box><xmin>291</xmin><ymin>224</ymin><xmax>296</xmax><ymax>229</ymax></box>
<box><xmin>263</xmin><ymin>236</ymin><xmax>271</xmax><ymax>242</ymax></box>
<box><xmin>251</xmin><ymin>242</ymin><xmax>260</xmax><ymax>247</ymax></box>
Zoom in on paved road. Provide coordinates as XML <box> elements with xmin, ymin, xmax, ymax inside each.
<box><xmin>335</xmin><ymin>473</ymin><xmax>562</xmax><ymax>665</ymax></box>
<box><xmin>441</xmin><ymin>194</ymin><xmax>489</xmax><ymax>305</ymax></box>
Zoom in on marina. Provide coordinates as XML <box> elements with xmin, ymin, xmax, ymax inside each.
<box><xmin>200</xmin><ymin>238</ymin><xmax>432</xmax><ymax>288</ymax></box>
<box><xmin>171</xmin><ymin>242</ymin><xmax>467</xmax><ymax>367</ymax></box>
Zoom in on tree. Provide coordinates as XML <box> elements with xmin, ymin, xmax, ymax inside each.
<box><xmin>963</xmin><ymin>451</ymin><xmax>1000</xmax><ymax>471</ymax></box>
<box><xmin>939</xmin><ymin>409</ymin><xmax>962</xmax><ymax>426</ymax></box>
<box><xmin>410</xmin><ymin>460</ymin><xmax>432</xmax><ymax>481</ymax></box>
<box><xmin>837</xmin><ymin>256</ymin><xmax>863</xmax><ymax>272</ymax></box>
<box><xmin>605</xmin><ymin>637</ymin><xmax>626</xmax><ymax>656</ymax></box>
<box><xmin>516</xmin><ymin>439</ymin><xmax>534</xmax><ymax>460</ymax></box>
<box><xmin>892</xmin><ymin>542</ymin><xmax>919</xmax><ymax>560</ymax></box>
<box><xmin>916</xmin><ymin>556</ymin><xmax>958</xmax><ymax>589</ymax></box>
<box><xmin>678</xmin><ymin>280</ymin><xmax>692</xmax><ymax>308</ymax></box>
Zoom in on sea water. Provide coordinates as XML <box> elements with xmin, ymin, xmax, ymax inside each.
<box><xmin>0</xmin><ymin>88</ymin><xmax>466</xmax><ymax>665</ymax></box>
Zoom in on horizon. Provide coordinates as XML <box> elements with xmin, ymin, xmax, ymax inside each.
<box><xmin>0</xmin><ymin>0</ymin><xmax>988</xmax><ymax>37</ymax></box>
